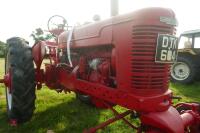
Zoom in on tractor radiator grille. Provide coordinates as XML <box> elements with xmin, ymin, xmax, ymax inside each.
<box><xmin>131</xmin><ymin>25</ymin><xmax>174</xmax><ymax>89</ymax></box>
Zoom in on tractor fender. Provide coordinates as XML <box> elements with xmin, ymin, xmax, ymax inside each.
<box><xmin>140</xmin><ymin>106</ymin><xmax>184</xmax><ymax>133</ymax></box>
<box><xmin>32</xmin><ymin>41</ymin><xmax>46</xmax><ymax>68</ymax></box>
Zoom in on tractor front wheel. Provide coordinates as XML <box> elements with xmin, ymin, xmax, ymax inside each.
<box><xmin>5</xmin><ymin>37</ymin><xmax>36</xmax><ymax>123</ymax></box>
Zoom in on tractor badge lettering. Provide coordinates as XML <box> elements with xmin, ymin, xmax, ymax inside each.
<box><xmin>155</xmin><ymin>34</ymin><xmax>178</xmax><ymax>63</ymax></box>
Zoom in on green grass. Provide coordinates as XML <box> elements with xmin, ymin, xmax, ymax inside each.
<box><xmin>171</xmin><ymin>82</ymin><xmax>200</xmax><ymax>102</ymax></box>
<box><xmin>0</xmin><ymin>58</ymin><xmax>199</xmax><ymax>133</ymax></box>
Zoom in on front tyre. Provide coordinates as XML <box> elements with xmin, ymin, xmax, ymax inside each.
<box><xmin>5</xmin><ymin>37</ymin><xmax>36</xmax><ymax>123</ymax></box>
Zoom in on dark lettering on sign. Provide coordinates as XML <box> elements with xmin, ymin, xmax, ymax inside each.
<box><xmin>155</xmin><ymin>34</ymin><xmax>178</xmax><ymax>63</ymax></box>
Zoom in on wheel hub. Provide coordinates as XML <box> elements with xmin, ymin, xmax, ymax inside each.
<box><xmin>171</xmin><ymin>62</ymin><xmax>190</xmax><ymax>80</ymax></box>
<box><xmin>0</xmin><ymin>69</ymin><xmax>13</xmax><ymax>110</ymax></box>
<box><xmin>4</xmin><ymin>72</ymin><xmax>12</xmax><ymax>92</ymax></box>
<box><xmin>0</xmin><ymin>70</ymin><xmax>12</xmax><ymax>92</ymax></box>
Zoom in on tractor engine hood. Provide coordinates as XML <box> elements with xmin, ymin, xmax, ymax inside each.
<box><xmin>58</xmin><ymin>7</ymin><xmax>177</xmax><ymax>49</ymax></box>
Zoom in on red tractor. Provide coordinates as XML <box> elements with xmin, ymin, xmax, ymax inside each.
<box><xmin>1</xmin><ymin>7</ymin><xmax>200</xmax><ymax>133</ymax></box>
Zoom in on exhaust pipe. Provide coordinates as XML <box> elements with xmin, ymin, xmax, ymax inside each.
<box><xmin>110</xmin><ymin>0</ymin><xmax>119</xmax><ymax>16</ymax></box>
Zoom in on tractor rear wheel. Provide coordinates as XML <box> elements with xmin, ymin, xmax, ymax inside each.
<box><xmin>170</xmin><ymin>56</ymin><xmax>198</xmax><ymax>84</ymax></box>
<box><xmin>76</xmin><ymin>92</ymin><xmax>92</xmax><ymax>105</ymax></box>
<box><xmin>5</xmin><ymin>37</ymin><xmax>36</xmax><ymax>123</ymax></box>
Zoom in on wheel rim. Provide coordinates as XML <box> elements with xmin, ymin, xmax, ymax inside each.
<box><xmin>6</xmin><ymin>87</ymin><xmax>12</xmax><ymax>110</ymax></box>
<box><xmin>171</xmin><ymin>62</ymin><xmax>190</xmax><ymax>81</ymax></box>
<box><xmin>81</xmin><ymin>94</ymin><xmax>90</xmax><ymax>98</ymax></box>
<box><xmin>5</xmin><ymin>53</ymin><xmax>12</xmax><ymax>111</ymax></box>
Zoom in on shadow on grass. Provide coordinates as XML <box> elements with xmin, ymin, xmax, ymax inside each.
<box><xmin>0</xmin><ymin>99</ymin><xmax>101</xmax><ymax>133</ymax></box>
<box><xmin>170</xmin><ymin>82</ymin><xmax>200</xmax><ymax>102</ymax></box>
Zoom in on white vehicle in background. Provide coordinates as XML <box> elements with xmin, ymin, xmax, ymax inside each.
<box><xmin>171</xmin><ymin>30</ymin><xmax>200</xmax><ymax>84</ymax></box>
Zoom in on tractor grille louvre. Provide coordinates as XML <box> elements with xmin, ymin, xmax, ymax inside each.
<box><xmin>131</xmin><ymin>25</ymin><xmax>173</xmax><ymax>89</ymax></box>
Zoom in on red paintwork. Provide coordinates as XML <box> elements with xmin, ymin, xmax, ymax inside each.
<box><xmin>2</xmin><ymin>7</ymin><xmax>200</xmax><ymax>132</ymax></box>
<box><xmin>181</xmin><ymin>112</ymin><xmax>195</xmax><ymax>126</ymax></box>
<box><xmin>32</xmin><ymin>41</ymin><xmax>46</xmax><ymax>69</ymax></box>
<box><xmin>9</xmin><ymin>119</ymin><xmax>17</xmax><ymax>127</ymax></box>
<box><xmin>3</xmin><ymin>72</ymin><xmax>11</xmax><ymax>90</ymax></box>
<box><xmin>140</xmin><ymin>106</ymin><xmax>184</xmax><ymax>133</ymax></box>
<box><xmin>2</xmin><ymin>69</ymin><xmax>12</xmax><ymax>93</ymax></box>
<box><xmin>32</xmin><ymin>7</ymin><xmax>200</xmax><ymax>132</ymax></box>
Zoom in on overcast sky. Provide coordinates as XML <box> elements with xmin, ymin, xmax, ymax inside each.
<box><xmin>0</xmin><ymin>0</ymin><xmax>199</xmax><ymax>43</ymax></box>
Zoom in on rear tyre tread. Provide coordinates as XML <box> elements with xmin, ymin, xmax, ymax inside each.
<box><xmin>6</xmin><ymin>37</ymin><xmax>36</xmax><ymax>123</ymax></box>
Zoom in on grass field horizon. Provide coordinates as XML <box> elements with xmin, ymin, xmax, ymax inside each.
<box><xmin>0</xmin><ymin>58</ymin><xmax>200</xmax><ymax>133</ymax></box>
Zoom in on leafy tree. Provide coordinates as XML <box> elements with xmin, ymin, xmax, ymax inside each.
<box><xmin>30</xmin><ymin>28</ymin><xmax>54</xmax><ymax>43</ymax></box>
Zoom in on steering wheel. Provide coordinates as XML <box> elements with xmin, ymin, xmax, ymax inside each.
<box><xmin>47</xmin><ymin>15</ymin><xmax>68</xmax><ymax>36</ymax></box>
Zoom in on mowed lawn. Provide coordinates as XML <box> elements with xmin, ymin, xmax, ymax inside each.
<box><xmin>0</xmin><ymin>58</ymin><xmax>200</xmax><ymax>133</ymax></box>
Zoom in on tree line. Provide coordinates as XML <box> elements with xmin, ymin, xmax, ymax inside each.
<box><xmin>0</xmin><ymin>41</ymin><xmax>6</xmax><ymax>58</ymax></box>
